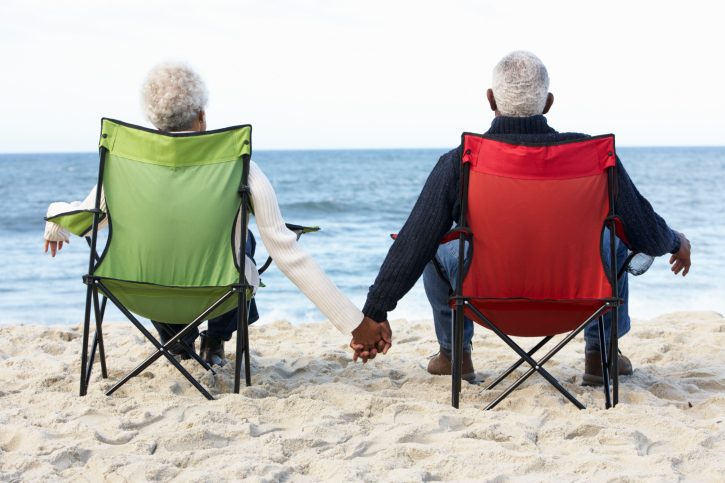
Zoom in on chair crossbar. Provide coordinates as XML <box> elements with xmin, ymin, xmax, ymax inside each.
<box><xmin>82</xmin><ymin>288</ymin><xmax>109</xmax><ymax>394</ymax></box>
<box><xmin>91</xmin><ymin>287</ymin><xmax>108</xmax><ymax>378</ymax></box>
<box><xmin>485</xmin><ymin>335</ymin><xmax>553</xmax><ymax>391</ymax></box>
<box><xmin>96</xmin><ymin>281</ymin><xmax>234</xmax><ymax>400</ymax></box>
<box><xmin>156</xmin><ymin>322</ymin><xmax>216</xmax><ymax>375</ymax></box>
<box><xmin>465</xmin><ymin>302</ymin><xmax>611</xmax><ymax>410</ymax></box>
<box><xmin>470</xmin><ymin>304</ymin><xmax>585</xmax><ymax>410</ymax></box>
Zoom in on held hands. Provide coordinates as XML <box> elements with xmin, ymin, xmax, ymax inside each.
<box><xmin>44</xmin><ymin>238</ymin><xmax>69</xmax><ymax>257</ymax></box>
<box><xmin>350</xmin><ymin>317</ymin><xmax>392</xmax><ymax>363</ymax></box>
<box><xmin>669</xmin><ymin>231</ymin><xmax>691</xmax><ymax>276</ymax></box>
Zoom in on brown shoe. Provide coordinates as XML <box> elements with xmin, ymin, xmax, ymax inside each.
<box><xmin>583</xmin><ymin>351</ymin><xmax>633</xmax><ymax>386</ymax></box>
<box><xmin>427</xmin><ymin>350</ymin><xmax>477</xmax><ymax>382</ymax></box>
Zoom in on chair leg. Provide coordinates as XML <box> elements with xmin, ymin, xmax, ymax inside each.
<box><xmin>86</xmin><ymin>332</ymin><xmax>98</xmax><ymax>389</ymax></box>
<box><xmin>611</xmin><ymin>307</ymin><xmax>619</xmax><ymax>406</ymax></box>
<box><xmin>597</xmin><ymin>316</ymin><xmax>612</xmax><ymax>409</ymax></box>
<box><xmin>84</xmin><ymin>289</ymin><xmax>108</xmax><ymax>387</ymax></box>
<box><xmin>79</xmin><ymin>284</ymin><xmax>93</xmax><ymax>396</ymax></box>
<box><xmin>233</xmin><ymin>292</ymin><xmax>252</xmax><ymax>392</ymax></box>
<box><xmin>450</xmin><ymin>309</ymin><xmax>457</xmax><ymax>408</ymax></box>
<box><xmin>92</xmin><ymin>287</ymin><xmax>108</xmax><ymax>379</ymax></box>
<box><xmin>243</xmin><ymin>296</ymin><xmax>251</xmax><ymax>387</ymax></box>
<box><xmin>451</xmin><ymin>302</ymin><xmax>464</xmax><ymax>408</ymax></box>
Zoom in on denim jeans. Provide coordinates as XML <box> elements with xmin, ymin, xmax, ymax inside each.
<box><xmin>584</xmin><ymin>228</ymin><xmax>630</xmax><ymax>353</ymax></box>
<box><xmin>422</xmin><ymin>228</ymin><xmax>630</xmax><ymax>354</ymax></box>
<box><xmin>422</xmin><ymin>240</ymin><xmax>474</xmax><ymax>353</ymax></box>
<box><xmin>151</xmin><ymin>230</ymin><xmax>260</xmax><ymax>346</ymax></box>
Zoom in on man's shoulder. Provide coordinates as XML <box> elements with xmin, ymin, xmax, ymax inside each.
<box><xmin>437</xmin><ymin>146</ymin><xmax>461</xmax><ymax>166</ymax></box>
<box><xmin>520</xmin><ymin>131</ymin><xmax>591</xmax><ymax>143</ymax></box>
<box><xmin>556</xmin><ymin>131</ymin><xmax>591</xmax><ymax>140</ymax></box>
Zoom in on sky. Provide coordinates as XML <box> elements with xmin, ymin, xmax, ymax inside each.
<box><xmin>2</xmin><ymin>0</ymin><xmax>724</xmax><ymax>152</ymax></box>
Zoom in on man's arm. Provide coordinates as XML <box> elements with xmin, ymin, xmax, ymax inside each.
<box><xmin>614</xmin><ymin>157</ymin><xmax>681</xmax><ymax>256</ymax></box>
<box><xmin>362</xmin><ymin>148</ymin><xmax>462</xmax><ymax>323</ymax></box>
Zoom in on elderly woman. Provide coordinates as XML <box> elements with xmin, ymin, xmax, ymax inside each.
<box><xmin>44</xmin><ymin>61</ymin><xmax>390</xmax><ymax>365</ymax></box>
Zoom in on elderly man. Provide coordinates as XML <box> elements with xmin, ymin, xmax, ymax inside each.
<box><xmin>353</xmin><ymin>51</ymin><xmax>692</xmax><ymax>385</ymax></box>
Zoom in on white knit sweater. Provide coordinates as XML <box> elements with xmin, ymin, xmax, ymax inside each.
<box><xmin>44</xmin><ymin>161</ymin><xmax>364</xmax><ymax>335</ymax></box>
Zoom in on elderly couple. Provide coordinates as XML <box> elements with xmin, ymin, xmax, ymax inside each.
<box><xmin>44</xmin><ymin>51</ymin><xmax>692</xmax><ymax>385</ymax></box>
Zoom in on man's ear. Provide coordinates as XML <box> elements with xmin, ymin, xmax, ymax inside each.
<box><xmin>486</xmin><ymin>88</ymin><xmax>497</xmax><ymax>112</ymax></box>
<box><xmin>542</xmin><ymin>93</ymin><xmax>554</xmax><ymax>114</ymax></box>
<box><xmin>198</xmin><ymin>109</ymin><xmax>205</xmax><ymax>123</ymax></box>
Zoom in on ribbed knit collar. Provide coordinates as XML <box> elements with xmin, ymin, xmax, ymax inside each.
<box><xmin>485</xmin><ymin>115</ymin><xmax>558</xmax><ymax>136</ymax></box>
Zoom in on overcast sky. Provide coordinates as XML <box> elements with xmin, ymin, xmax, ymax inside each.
<box><xmin>2</xmin><ymin>0</ymin><xmax>723</xmax><ymax>152</ymax></box>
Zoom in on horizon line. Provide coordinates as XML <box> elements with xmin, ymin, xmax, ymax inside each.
<box><xmin>2</xmin><ymin>145</ymin><xmax>725</xmax><ymax>156</ymax></box>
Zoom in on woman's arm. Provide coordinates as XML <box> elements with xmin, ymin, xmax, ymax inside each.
<box><xmin>44</xmin><ymin>185</ymin><xmax>108</xmax><ymax>256</ymax></box>
<box><xmin>247</xmin><ymin>161</ymin><xmax>364</xmax><ymax>335</ymax></box>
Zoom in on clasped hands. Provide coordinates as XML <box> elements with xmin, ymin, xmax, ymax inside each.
<box><xmin>350</xmin><ymin>317</ymin><xmax>392</xmax><ymax>363</ymax></box>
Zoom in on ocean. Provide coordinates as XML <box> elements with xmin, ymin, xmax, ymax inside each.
<box><xmin>1</xmin><ymin>147</ymin><xmax>723</xmax><ymax>327</ymax></box>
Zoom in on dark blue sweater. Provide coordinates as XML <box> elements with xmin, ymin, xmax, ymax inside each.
<box><xmin>362</xmin><ymin>115</ymin><xmax>681</xmax><ymax>323</ymax></box>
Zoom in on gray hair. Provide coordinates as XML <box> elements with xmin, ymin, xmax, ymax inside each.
<box><xmin>141</xmin><ymin>61</ymin><xmax>209</xmax><ymax>132</ymax></box>
<box><xmin>492</xmin><ymin>51</ymin><xmax>550</xmax><ymax>117</ymax></box>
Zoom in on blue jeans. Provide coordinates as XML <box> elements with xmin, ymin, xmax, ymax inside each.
<box><xmin>584</xmin><ymin>228</ymin><xmax>630</xmax><ymax>352</ymax></box>
<box><xmin>151</xmin><ymin>230</ymin><xmax>260</xmax><ymax>346</ymax></box>
<box><xmin>422</xmin><ymin>229</ymin><xmax>630</xmax><ymax>354</ymax></box>
<box><xmin>423</xmin><ymin>240</ymin><xmax>474</xmax><ymax>352</ymax></box>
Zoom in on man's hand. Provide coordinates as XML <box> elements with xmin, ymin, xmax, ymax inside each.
<box><xmin>669</xmin><ymin>231</ymin><xmax>691</xmax><ymax>276</ymax></box>
<box><xmin>350</xmin><ymin>318</ymin><xmax>392</xmax><ymax>363</ymax></box>
<box><xmin>44</xmin><ymin>238</ymin><xmax>69</xmax><ymax>258</ymax></box>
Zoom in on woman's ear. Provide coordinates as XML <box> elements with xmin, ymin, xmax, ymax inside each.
<box><xmin>198</xmin><ymin>109</ymin><xmax>207</xmax><ymax>132</ymax></box>
<box><xmin>542</xmin><ymin>93</ymin><xmax>554</xmax><ymax>114</ymax></box>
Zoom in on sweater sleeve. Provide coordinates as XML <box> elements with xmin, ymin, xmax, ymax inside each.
<box><xmin>44</xmin><ymin>185</ymin><xmax>108</xmax><ymax>241</ymax></box>
<box><xmin>362</xmin><ymin>148</ymin><xmax>461</xmax><ymax>323</ymax></box>
<box><xmin>248</xmin><ymin>161</ymin><xmax>364</xmax><ymax>335</ymax></box>
<box><xmin>614</xmin><ymin>157</ymin><xmax>680</xmax><ymax>256</ymax></box>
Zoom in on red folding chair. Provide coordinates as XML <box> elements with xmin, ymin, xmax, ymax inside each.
<box><xmin>441</xmin><ymin>133</ymin><xmax>632</xmax><ymax>410</ymax></box>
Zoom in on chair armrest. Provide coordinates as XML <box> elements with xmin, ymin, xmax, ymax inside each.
<box><xmin>45</xmin><ymin>209</ymin><xmax>106</xmax><ymax>237</ymax></box>
<box><xmin>257</xmin><ymin>223</ymin><xmax>321</xmax><ymax>275</ymax></box>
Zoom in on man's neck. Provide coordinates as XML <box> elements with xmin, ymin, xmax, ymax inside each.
<box><xmin>486</xmin><ymin>115</ymin><xmax>556</xmax><ymax>136</ymax></box>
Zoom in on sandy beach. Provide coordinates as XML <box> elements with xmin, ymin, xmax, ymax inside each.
<box><xmin>1</xmin><ymin>311</ymin><xmax>724</xmax><ymax>482</ymax></box>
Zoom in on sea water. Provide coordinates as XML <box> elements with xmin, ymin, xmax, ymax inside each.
<box><xmin>1</xmin><ymin>147</ymin><xmax>723</xmax><ymax>327</ymax></box>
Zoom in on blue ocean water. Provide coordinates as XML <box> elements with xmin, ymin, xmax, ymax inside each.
<box><xmin>0</xmin><ymin>147</ymin><xmax>723</xmax><ymax>327</ymax></box>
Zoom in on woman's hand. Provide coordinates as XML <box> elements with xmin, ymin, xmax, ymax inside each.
<box><xmin>44</xmin><ymin>238</ymin><xmax>69</xmax><ymax>257</ymax></box>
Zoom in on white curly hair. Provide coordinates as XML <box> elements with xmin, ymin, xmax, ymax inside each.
<box><xmin>492</xmin><ymin>51</ymin><xmax>550</xmax><ymax>117</ymax></box>
<box><xmin>141</xmin><ymin>61</ymin><xmax>209</xmax><ymax>132</ymax></box>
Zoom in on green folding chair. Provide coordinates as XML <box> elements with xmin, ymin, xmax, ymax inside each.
<box><xmin>45</xmin><ymin>118</ymin><xmax>317</xmax><ymax>400</ymax></box>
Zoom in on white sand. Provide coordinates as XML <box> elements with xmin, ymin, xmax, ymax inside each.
<box><xmin>1</xmin><ymin>311</ymin><xmax>724</xmax><ymax>482</ymax></box>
